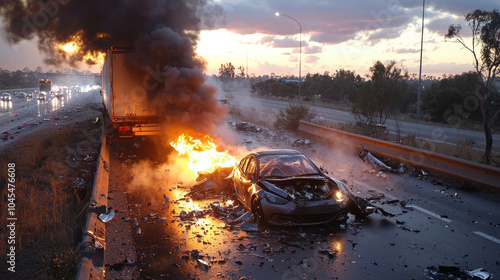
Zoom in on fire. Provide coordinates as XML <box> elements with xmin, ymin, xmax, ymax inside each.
<box><xmin>58</xmin><ymin>32</ymin><xmax>108</xmax><ymax>64</ymax></box>
<box><xmin>60</xmin><ymin>42</ymin><xmax>78</xmax><ymax>54</ymax></box>
<box><xmin>170</xmin><ymin>134</ymin><xmax>237</xmax><ymax>175</ymax></box>
<box><xmin>84</xmin><ymin>51</ymin><xmax>106</xmax><ymax>65</ymax></box>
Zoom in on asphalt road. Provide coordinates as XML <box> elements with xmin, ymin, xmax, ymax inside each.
<box><xmin>0</xmin><ymin>89</ymin><xmax>101</xmax><ymax>149</ymax></box>
<box><xmin>105</xmin><ymin>124</ymin><xmax>500</xmax><ymax>279</ymax></box>
<box><xmin>232</xmin><ymin>96</ymin><xmax>500</xmax><ymax>152</ymax></box>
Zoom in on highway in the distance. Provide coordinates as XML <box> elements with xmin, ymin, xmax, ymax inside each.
<box><xmin>233</xmin><ymin>96</ymin><xmax>500</xmax><ymax>152</ymax></box>
<box><xmin>0</xmin><ymin>88</ymin><xmax>100</xmax><ymax>149</ymax></box>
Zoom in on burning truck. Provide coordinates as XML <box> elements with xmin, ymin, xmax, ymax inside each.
<box><xmin>101</xmin><ymin>47</ymin><xmax>161</xmax><ymax>138</ymax></box>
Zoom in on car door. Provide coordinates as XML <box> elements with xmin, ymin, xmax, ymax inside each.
<box><xmin>233</xmin><ymin>156</ymin><xmax>249</xmax><ymax>202</ymax></box>
<box><xmin>242</xmin><ymin>156</ymin><xmax>257</xmax><ymax>202</ymax></box>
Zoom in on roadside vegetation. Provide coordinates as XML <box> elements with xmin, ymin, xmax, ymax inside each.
<box><xmin>217</xmin><ymin>8</ymin><xmax>500</xmax><ymax>166</ymax></box>
<box><xmin>0</xmin><ymin>115</ymin><xmax>101</xmax><ymax>279</ymax></box>
<box><xmin>274</xmin><ymin>104</ymin><xmax>316</xmax><ymax>131</ymax></box>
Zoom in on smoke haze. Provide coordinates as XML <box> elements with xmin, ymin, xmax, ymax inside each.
<box><xmin>0</xmin><ymin>0</ymin><xmax>230</xmax><ymax>139</ymax></box>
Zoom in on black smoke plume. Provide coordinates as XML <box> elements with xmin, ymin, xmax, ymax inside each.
<box><xmin>0</xmin><ymin>0</ymin><xmax>227</xmax><ymax>138</ymax></box>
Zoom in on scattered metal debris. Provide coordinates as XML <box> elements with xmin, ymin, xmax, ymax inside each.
<box><xmin>292</xmin><ymin>138</ymin><xmax>311</xmax><ymax>146</ymax></box>
<box><xmin>359</xmin><ymin>146</ymin><xmax>404</xmax><ymax>174</ymax></box>
<box><xmin>425</xmin><ymin>265</ymin><xmax>491</xmax><ymax>280</ymax></box>
<box><xmin>98</xmin><ymin>208</ymin><xmax>115</xmax><ymax>223</ymax></box>
<box><xmin>232</xmin><ymin>121</ymin><xmax>263</xmax><ymax>133</ymax></box>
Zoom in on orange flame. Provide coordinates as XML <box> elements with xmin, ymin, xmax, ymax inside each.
<box><xmin>170</xmin><ymin>134</ymin><xmax>237</xmax><ymax>175</ymax></box>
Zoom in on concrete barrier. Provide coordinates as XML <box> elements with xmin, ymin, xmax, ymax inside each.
<box><xmin>76</xmin><ymin>133</ymin><xmax>109</xmax><ymax>280</ymax></box>
<box><xmin>90</xmin><ymin>134</ymin><xmax>110</xmax><ymax>210</ymax></box>
<box><xmin>75</xmin><ymin>258</ymin><xmax>104</xmax><ymax>280</ymax></box>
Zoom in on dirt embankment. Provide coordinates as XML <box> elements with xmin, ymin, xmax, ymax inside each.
<box><xmin>0</xmin><ymin>102</ymin><xmax>103</xmax><ymax>279</ymax></box>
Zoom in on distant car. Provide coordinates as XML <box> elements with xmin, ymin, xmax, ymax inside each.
<box><xmin>1</xmin><ymin>92</ymin><xmax>12</xmax><ymax>101</ymax></box>
<box><xmin>26</xmin><ymin>92</ymin><xmax>33</xmax><ymax>98</ymax></box>
<box><xmin>218</xmin><ymin>97</ymin><xmax>228</xmax><ymax>105</ymax></box>
<box><xmin>37</xmin><ymin>92</ymin><xmax>47</xmax><ymax>100</ymax></box>
<box><xmin>16</xmin><ymin>92</ymin><xmax>27</xmax><ymax>99</ymax></box>
<box><xmin>229</xmin><ymin>149</ymin><xmax>362</xmax><ymax>226</ymax></box>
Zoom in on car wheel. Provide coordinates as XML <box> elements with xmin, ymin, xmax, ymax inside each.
<box><xmin>252</xmin><ymin>197</ymin><xmax>266</xmax><ymax>225</ymax></box>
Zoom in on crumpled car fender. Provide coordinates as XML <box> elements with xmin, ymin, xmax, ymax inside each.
<box><xmin>260</xmin><ymin>180</ymin><xmax>290</xmax><ymax>199</ymax></box>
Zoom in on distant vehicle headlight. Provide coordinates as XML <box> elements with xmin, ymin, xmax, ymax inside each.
<box><xmin>335</xmin><ymin>191</ymin><xmax>345</xmax><ymax>202</ymax></box>
<box><xmin>265</xmin><ymin>192</ymin><xmax>289</xmax><ymax>205</ymax></box>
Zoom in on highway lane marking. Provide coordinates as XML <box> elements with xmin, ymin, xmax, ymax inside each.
<box><xmin>473</xmin><ymin>231</ymin><xmax>500</xmax><ymax>245</ymax></box>
<box><xmin>408</xmin><ymin>205</ymin><xmax>452</xmax><ymax>223</ymax></box>
<box><xmin>353</xmin><ymin>180</ymin><xmax>452</xmax><ymax>223</ymax></box>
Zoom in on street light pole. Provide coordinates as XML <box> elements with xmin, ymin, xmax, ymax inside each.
<box><xmin>275</xmin><ymin>12</ymin><xmax>302</xmax><ymax>103</ymax></box>
<box><xmin>416</xmin><ymin>0</ymin><xmax>425</xmax><ymax>121</ymax></box>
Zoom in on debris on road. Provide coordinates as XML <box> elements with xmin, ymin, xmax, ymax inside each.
<box><xmin>99</xmin><ymin>208</ymin><xmax>116</xmax><ymax>223</ymax></box>
<box><xmin>359</xmin><ymin>146</ymin><xmax>404</xmax><ymax>174</ymax></box>
<box><xmin>425</xmin><ymin>265</ymin><xmax>491</xmax><ymax>280</ymax></box>
<box><xmin>232</xmin><ymin>122</ymin><xmax>263</xmax><ymax>133</ymax></box>
<box><xmin>349</xmin><ymin>195</ymin><xmax>395</xmax><ymax>218</ymax></box>
<box><xmin>196</xmin><ymin>259</ymin><xmax>210</xmax><ymax>269</ymax></box>
<box><xmin>188</xmin><ymin>166</ymin><xmax>233</xmax><ymax>199</ymax></box>
<box><xmin>319</xmin><ymin>248</ymin><xmax>338</xmax><ymax>259</ymax></box>
<box><xmin>163</xmin><ymin>194</ymin><xmax>169</xmax><ymax>208</ymax></box>
<box><xmin>292</xmin><ymin>138</ymin><xmax>311</xmax><ymax>146</ymax></box>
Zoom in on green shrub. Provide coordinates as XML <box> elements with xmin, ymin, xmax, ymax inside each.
<box><xmin>274</xmin><ymin>104</ymin><xmax>316</xmax><ymax>131</ymax></box>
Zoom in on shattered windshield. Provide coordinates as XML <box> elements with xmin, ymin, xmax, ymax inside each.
<box><xmin>259</xmin><ymin>154</ymin><xmax>320</xmax><ymax>178</ymax></box>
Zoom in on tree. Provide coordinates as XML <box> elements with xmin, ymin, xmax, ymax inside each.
<box><xmin>446</xmin><ymin>9</ymin><xmax>500</xmax><ymax>164</ymax></box>
<box><xmin>218</xmin><ymin>62</ymin><xmax>236</xmax><ymax>81</ymax></box>
<box><xmin>237</xmin><ymin>66</ymin><xmax>245</xmax><ymax>78</ymax></box>
<box><xmin>332</xmin><ymin>69</ymin><xmax>362</xmax><ymax>102</ymax></box>
<box><xmin>422</xmin><ymin>72</ymin><xmax>482</xmax><ymax>123</ymax></box>
<box><xmin>352</xmin><ymin>60</ymin><xmax>408</xmax><ymax>124</ymax></box>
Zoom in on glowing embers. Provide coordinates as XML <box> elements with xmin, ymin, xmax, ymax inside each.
<box><xmin>170</xmin><ymin>134</ymin><xmax>237</xmax><ymax>176</ymax></box>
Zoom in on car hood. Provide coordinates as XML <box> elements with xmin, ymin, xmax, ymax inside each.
<box><xmin>260</xmin><ymin>176</ymin><xmax>343</xmax><ymax>202</ymax></box>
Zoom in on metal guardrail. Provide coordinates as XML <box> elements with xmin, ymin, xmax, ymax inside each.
<box><xmin>299</xmin><ymin>121</ymin><xmax>500</xmax><ymax>189</ymax></box>
<box><xmin>76</xmin><ymin>133</ymin><xmax>109</xmax><ymax>280</ymax></box>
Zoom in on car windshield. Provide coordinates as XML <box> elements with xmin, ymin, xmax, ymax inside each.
<box><xmin>259</xmin><ymin>154</ymin><xmax>320</xmax><ymax>178</ymax></box>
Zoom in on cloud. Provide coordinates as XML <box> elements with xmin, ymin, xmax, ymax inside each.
<box><xmin>260</xmin><ymin>36</ymin><xmax>299</xmax><ymax>48</ymax></box>
<box><xmin>396</xmin><ymin>48</ymin><xmax>419</xmax><ymax>54</ymax></box>
<box><xmin>304</xmin><ymin>45</ymin><xmax>322</xmax><ymax>54</ymax></box>
<box><xmin>305</xmin><ymin>55</ymin><xmax>320</xmax><ymax>64</ymax></box>
<box><xmin>212</xmin><ymin>0</ymin><xmax>497</xmax><ymax>47</ymax></box>
<box><xmin>425</xmin><ymin>15</ymin><xmax>463</xmax><ymax>36</ymax></box>
<box><xmin>367</xmin><ymin>27</ymin><xmax>403</xmax><ymax>43</ymax></box>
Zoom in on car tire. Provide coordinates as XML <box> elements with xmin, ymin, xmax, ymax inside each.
<box><xmin>252</xmin><ymin>197</ymin><xmax>266</xmax><ymax>225</ymax></box>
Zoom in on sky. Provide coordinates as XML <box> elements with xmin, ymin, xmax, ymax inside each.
<box><xmin>0</xmin><ymin>0</ymin><xmax>498</xmax><ymax>78</ymax></box>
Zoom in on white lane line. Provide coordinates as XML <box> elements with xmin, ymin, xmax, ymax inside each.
<box><xmin>473</xmin><ymin>231</ymin><xmax>500</xmax><ymax>245</ymax></box>
<box><xmin>409</xmin><ymin>205</ymin><xmax>452</xmax><ymax>223</ymax></box>
<box><xmin>352</xmin><ymin>180</ymin><xmax>452</xmax><ymax>223</ymax></box>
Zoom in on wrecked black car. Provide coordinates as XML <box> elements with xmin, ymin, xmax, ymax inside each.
<box><xmin>228</xmin><ymin>149</ymin><xmax>368</xmax><ymax>226</ymax></box>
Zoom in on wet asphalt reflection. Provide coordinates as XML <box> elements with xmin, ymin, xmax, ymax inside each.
<box><xmin>125</xmin><ymin>182</ymin><xmax>359</xmax><ymax>280</ymax></box>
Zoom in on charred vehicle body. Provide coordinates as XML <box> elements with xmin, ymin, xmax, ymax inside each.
<box><xmin>229</xmin><ymin>149</ymin><xmax>374</xmax><ymax>226</ymax></box>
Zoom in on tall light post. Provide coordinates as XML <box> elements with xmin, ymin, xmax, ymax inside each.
<box><xmin>275</xmin><ymin>12</ymin><xmax>302</xmax><ymax>103</ymax></box>
<box><xmin>416</xmin><ymin>0</ymin><xmax>425</xmax><ymax>121</ymax></box>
